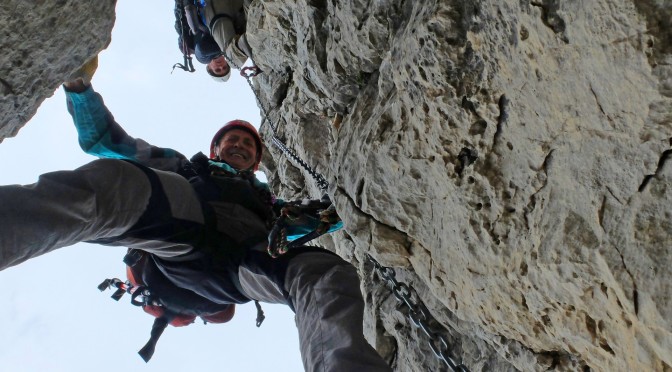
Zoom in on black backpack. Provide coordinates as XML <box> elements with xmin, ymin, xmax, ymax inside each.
<box><xmin>98</xmin><ymin>249</ymin><xmax>236</xmax><ymax>362</ymax></box>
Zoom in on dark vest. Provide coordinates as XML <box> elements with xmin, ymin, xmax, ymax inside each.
<box><xmin>92</xmin><ymin>154</ymin><xmax>277</xmax><ymax>305</ymax></box>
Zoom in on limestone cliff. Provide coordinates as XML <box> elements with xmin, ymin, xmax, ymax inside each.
<box><xmin>247</xmin><ymin>0</ymin><xmax>672</xmax><ymax>371</ymax></box>
<box><xmin>1</xmin><ymin>0</ymin><xmax>671</xmax><ymax>371</ymax></box>
<box><xmin>0</xmin><ymin>1</ymin><xmax>116</xmax><ymax>139</ymax></box>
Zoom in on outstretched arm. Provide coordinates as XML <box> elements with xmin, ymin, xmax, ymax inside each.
<box><xmin>64</xmin><ymin>81</ymin><xmax>188</xmax><ymax>172</ymax></box>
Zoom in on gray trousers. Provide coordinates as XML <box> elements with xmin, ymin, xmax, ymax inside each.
<box><xmin>0</xmin><ymin>159</ymin><xmax>198</xmax><ymax>269</ymax></box>
<box><xmin>203</xmin><ymin>0</ymin><xmax>252</xmax><ymax>67</ymax></box>
<box><xmin>0</xmin><ymin>159</ymin><xmax>390</xmax><ymax>372</ymax></box>
<box><xmin>240</xmin><ymin>252</ymin><xmax>392</xmax><ymax>372</ymax></box>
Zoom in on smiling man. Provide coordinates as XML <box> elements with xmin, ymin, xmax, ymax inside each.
<box><xmin>211</xmin><ymin>120</ymin><xmax>261</xmax><ymax>170</ymax></box>
<box><xmin>0</xmin><ymin>69</ymin><xmax>392</xmax><ymax>371</ymax></box>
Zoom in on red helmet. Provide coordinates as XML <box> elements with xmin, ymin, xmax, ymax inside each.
<box><xmin>210</xmin><ymin>120</ymin><xmax>263</xmax><ymax>171</ymax></box>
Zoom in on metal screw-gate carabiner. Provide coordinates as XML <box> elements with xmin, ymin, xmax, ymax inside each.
<box><xmin>240</xmin><ymin>65</ymin><xmax>262</xmax><ymax>78</ymax></box>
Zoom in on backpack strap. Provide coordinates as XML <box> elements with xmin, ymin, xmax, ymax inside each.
<box><xmin>254</xmin><ymin>300</ymin><xmax>265</xmax><ymax>327</ymax></box>
<box><xmin>123</xmin><ymin>249</ymin><xmax>144</xmax><ymax>267</ymax></box>
<box><xmin>138</xmin><ymin>317</ymin><xmax>170</xmax><ymax>362</ymax></box>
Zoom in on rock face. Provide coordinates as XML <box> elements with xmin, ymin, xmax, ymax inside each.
<box><xmin>1</xmin><ymin>0</ymin><xmax>671</xmax><ymax>371</ymax></box>
<box><xmin>247</xmin><ymin>0</ymin><xmax>672</xmax><ymax>371</ymax></box>
<box><xmin>0</xmin><ymin>0</ymin><xmax>116</xmax><ymax>140</ymax></box>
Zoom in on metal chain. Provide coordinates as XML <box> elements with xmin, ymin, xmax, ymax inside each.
<box><xmin>367</xmin><ymin>254</ymin><xmax>470</xmax><ymax>372</ymax></box>
<box><xmin>225</xmin><ymin>55</ymin><xmax>329</xmax><ymax>191</ymax></box>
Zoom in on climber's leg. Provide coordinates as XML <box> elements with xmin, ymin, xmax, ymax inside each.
<box><xmin>239</xmin><ymin>250</ymin><xmax>392</xmax><ymax>372</ymax></box>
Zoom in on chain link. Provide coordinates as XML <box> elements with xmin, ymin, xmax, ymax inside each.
<box><xmin>367</xmin><ymin>254</ymin><xmax>470</xmax><ymax>372</ymax></box>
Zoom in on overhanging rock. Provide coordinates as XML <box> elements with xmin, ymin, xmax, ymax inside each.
<box><xmin>0</xmin><ymin>0</ymin><xmax>116</xmax><ymax>140</ymax></box>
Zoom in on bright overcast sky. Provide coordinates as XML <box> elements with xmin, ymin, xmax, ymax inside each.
<box><xmin>0</xmin><ymin>2</ymin><xmax>303</xmax><ymax>371</ymax></box>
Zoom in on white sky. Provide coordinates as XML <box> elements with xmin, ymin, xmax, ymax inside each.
<box><xmin>0</xmin><ymin>2</ymin><xmax>303</xmax><ymax>371</ymax></box>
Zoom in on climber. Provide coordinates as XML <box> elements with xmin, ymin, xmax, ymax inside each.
<box><xmin>0</xmin><ymin>57</ymin><xmax>391</xmax><ymax>372</ymax></box>
<box><xmin>173</xmin><ymin>0</ymin><xmax>232</xmax><ymax>81</ymax></box>
<box><xmin>199</xmin><ymin>0</ymin><xmax>255</xmax><ymax>80</ymax></box>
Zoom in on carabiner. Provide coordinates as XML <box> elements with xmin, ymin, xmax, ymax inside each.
<box><xmin>240</xmin><ymin>65</ymin><xmax>262</xmax><ymax>78</ymax></box>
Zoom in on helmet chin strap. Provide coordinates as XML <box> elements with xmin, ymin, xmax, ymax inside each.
<box><xmin>212</xmin><ymin>155</ymin><xmax>254</xmax><ymax>173</ymax></box>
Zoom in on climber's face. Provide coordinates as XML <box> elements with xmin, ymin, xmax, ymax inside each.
<box><xmin>207</xmin><ymin>56</ymin><xmax>230</xmax><ymax>77</ymax></box>
<box><xmin>215</xmin><ymin>129</ymin><xmax>258</xmax><ymax>170</ymax></box>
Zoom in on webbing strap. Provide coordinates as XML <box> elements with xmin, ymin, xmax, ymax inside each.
<box><xmin>254</xmin><ymin>300</ymin><xmax>265</xmax><ymax>327</ymax></box>
<box><xmin>138</xmin><ymin>317</ymin><xmax>169</xmax><ymax>362</ymax></box>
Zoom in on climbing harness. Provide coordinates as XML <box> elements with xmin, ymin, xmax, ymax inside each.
<box><xmin>368</xmin><ymin>256</ymin><xmax>470</xmax><ymax>372</ymax></box>
<box><xmin>228</xmin><ymin>55</ymin><xmax>469</xmax><ymax>371</ymax></box>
